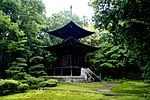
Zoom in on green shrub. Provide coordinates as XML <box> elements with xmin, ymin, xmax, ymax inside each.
<box><xmin>103</xmin><ymin>76</ymin><xmax>112</xmax><ymax>81</ymax></box>
<box><xmin>47</xmin><ymin>79</ymin><xmax>58</xmax><ymax>85</ymax></box>
<box><xmin>39</xmin><ymin>79</ymin><xmax>58</xmax><ymax>87</ymax></box>
<box><xmin>6</xmin><ymin>57</ymin><xmax>29</xmax><ymax>80</ymax></box>
<box><xmin>0</xmin><ymin>79</ymin><xmax>18</xmax><ymax>95</ymax></box>
<box><xmin>29</xmin><ymin>56</ymin><xmax>47</xmax><ymax>77</ymax></box>
<box><xmin>22</xmin><ymin>77</ymin><xmax>44</xmax><ymax>89</ymax></box>
<box><xmin>7</xmin><ymin>71</ymin><xmax>30</xmax><ymax>80</ymax></box>
<box><xmin>24</xmin><ymin>77</ymin><xmax>44</xmax><ymax>85</ymax></box>
<box><xmin>39</xmin><ymin>81</ymin><xmax>48</xmax><ymax>87</ymax></box>
<box><xmin>39</xmin><ymin>76</ymin><xmax>51</xmax><ymax>80</ymax></box>
<box><xmin>0</xmin><ymin>79</ymin><xmax>29</xmax><ymax>96</ymax></box>
<box><xmin>144</xmin><ymin>80</ymin><xmax>150</xmax><ymax>83</ymax></box>
<box><xmin>29</xmin><ymin>85</ymin><xmax>39</xmax><ymax>89</ymax></box>
<box><xmin>2</xmin><ymin>79</ymin><xmax>19</xmax><ymax>93</ymax></box>
<box><xmin>8</xmin><ymin>67</ymin><xmax>23</xmax><ymax>71</ymax></box>
<box><xmin>29</xmin><ymin>64</ymin><xmax>47</xmax><ymax>77</ymax></box>
<box><xmin>22</xmin><ymin>77</ymin><xmax>58</xmax><ymax>89</ymax></box>
<box><xmin>10</xmin><ymin>72</ymin><xmax>29</xmax><ymax>80</ymax></box>
<box><xmin>17</xmin><ymin>84</ymin><xmax>29</xmax><ymax>93</ymax></box>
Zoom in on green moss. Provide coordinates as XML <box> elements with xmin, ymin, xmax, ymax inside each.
<box><xmin>72</xmin><ymin>82</ymin><xmax>104</xmax><ymax>89</ymax></box>
<box><xmin>1</xmin><ymin>81</ymin><xmax>149</xmax><ymax>100</ymax></box>
<box><xmin>0</xmin><ymin>90</ymin><xmax>105</xmax><ymax>100</ymax></box>
<box><xmin>112</xmin><ymin>81</ymin><xmax>150</xmax><ymax>94</ymax></box>
<box><xmin>108</xmin><ymin>95</ymin><xmax>142</xmax><ymax>100</ymax></box>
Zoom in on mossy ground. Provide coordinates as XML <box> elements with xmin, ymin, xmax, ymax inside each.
<box><xmin>0</xmin><ymin>80</ymin><xmax>150</xmax><ymax>100</ymax></box>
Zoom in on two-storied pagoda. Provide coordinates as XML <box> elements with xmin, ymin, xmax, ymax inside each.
<box><xmin>45</xmin><ymin>21</ymin><xmax>99</xmax><ymax>79</ymax></box>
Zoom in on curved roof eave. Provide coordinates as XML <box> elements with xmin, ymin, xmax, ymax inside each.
<box><xmin>44</xmin><ymin>37</ymin><xmax>99</xmax><ymax>53</ymax></box>
<box><xmin>48</xmin><ymin>21</ymin><xmax>94</xmax><ymax>39</ymax></box>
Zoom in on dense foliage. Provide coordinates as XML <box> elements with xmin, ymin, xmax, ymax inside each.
<box><xmin>0</xmin><ymin>79</ymin><xmax>29</xmax><ymax>96</ymax></box>
<box><xmin>0</xmin><ymin>0</ymin><xmax>48</xmax><ymax>78</ymax></box>
<box><xmin>29</xmin><ymin>56</ymin><xmax>47</xmax><ymax>77</ymax></box>
<box><xmin>0</xmin><ymin>0</ymin><xmax>149</xmax><ymax>82</ymax></box>
<box><xmin>90</xmin><ymin>0</ymin><xmax>150</xmax><ymax>79</ymax></box>
<box><xmin>86</xmin><ymin>31</ymin><xmax>131</xmax><ymax>78</ymax></box>
<box><xmin>6</xmin><ymin>58</ymin><xmax>29</xmax><ymax>80</ymax></box>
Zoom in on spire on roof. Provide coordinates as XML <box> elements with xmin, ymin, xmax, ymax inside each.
<box><xmin>70</xmin><ymin>5</ymin><xmax>72</xmax><ymax>21</ymax></box>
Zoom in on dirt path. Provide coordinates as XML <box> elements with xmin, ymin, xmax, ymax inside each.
<box><xmin>95</xmin><ymin>82</ymin><xmax>119</xmax><ymax>96</ymax></box>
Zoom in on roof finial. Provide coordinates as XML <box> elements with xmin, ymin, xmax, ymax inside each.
<box><xmin>70</xmin><ymin>5</ymin><xmax>72</xmax><ymax>21</ymax></box>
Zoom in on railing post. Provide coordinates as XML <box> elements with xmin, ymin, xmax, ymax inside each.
<box><xmin>54</xmin><ymin>68</ymin><xmax>55</xmax><ymax>76</ymax></box>
<box><xmin>61</xmin><ymin>68</ymin><xmax>63</xmax><ymax>76</ymax></box>
<box><xmin>71</xmin><ymin>67</ymin><xmax>72</xmax><ymax>76</ymax></box>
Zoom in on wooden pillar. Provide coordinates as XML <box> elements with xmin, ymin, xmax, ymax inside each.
<box><xmin>54</xmin><ymin>68</ymin><xmax>55</xmax><ymax>76</ymax></box>
<box><xmin>61</xmin><ymin>68</ymin><xmax>63</xmax><ymax>76</ymax></box>
<box><xmin>71</xmin><ymin>67</ymin><xmax>72</xmax><ymax>76</ymax></box>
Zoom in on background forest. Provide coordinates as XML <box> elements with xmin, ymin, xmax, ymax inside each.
<box><xmin>0</xmin><ymin>0</ymin><xmax>150</xmax><ymax>81</ymax></box>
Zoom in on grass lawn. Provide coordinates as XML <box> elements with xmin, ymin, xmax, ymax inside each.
<box><xmin>112</xmin><ymin>81</ymin><xmax>150</xmax><ymax>94</ymax></box>
<box><xmin>111</xmin><ymin>80</ymin><xmax>150</xmax><ymax>100</ymax></box>
<box><xmin>52</xmin><ymin>82</ymin><xmax>104</xmax><ymax>92</ymax></box>
<box><xmin>0</xmin><ymin>90</ymin><xmax>105</xmax><ymax>100</ymax></box>
<box><xmin>0</xmin><ymin>81</ymin><xmax>150</xmax><ymax>100</ymax></box>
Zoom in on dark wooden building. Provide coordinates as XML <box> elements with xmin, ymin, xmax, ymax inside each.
<box><xmin>45</xmin><ymin>21</ymin><xmax>98</xmax><ymax>76</ymax></box>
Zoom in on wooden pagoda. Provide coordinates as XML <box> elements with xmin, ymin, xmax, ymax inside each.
<box><xmin>45</xmin><ymin>21</ymin><xmax>99</xmax><ymax>77</ymax></box>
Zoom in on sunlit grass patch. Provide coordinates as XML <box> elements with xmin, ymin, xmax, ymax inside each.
<box><xmin>1</xmin><ymin>81</ymin><xmax>150</xmax><ymax>100</ymax></box>
<box><xmin>51</xmin><ymin>83</ymin><xmax>96</xmax><ymax>92</ymax></box>
<box><xmin>0</xmin><ymin>90</ymin><xmax>41</xmax><ymax>100</ymax></box>
<box><xmin>72</xmin><ymin>82</ymin><xmax>104</xmax><ymax>89</ymax></box>
<box><xmin>112</xmin><ymin>81</ymin><xmax>150</xmax><ymax>94</ymax></box>
<box><xmin>0</xmin><ymin>90</ymin><xmax>106</xmax><ymax>100</ymax></box>
<box><xmin>107</xmin><ymin>95</ymin><xmax>142</xmax><ymax>100</ymax></box>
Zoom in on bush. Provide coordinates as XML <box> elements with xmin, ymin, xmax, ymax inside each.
<box><xmin>22</xmin><ymin>77</ymin><xmax>58</xmax><ymax>89</ymax></box>
<box><xmin>29</xmin><ymin>56</ymin><xmax>47</xmax><ymax>77</ymax></box>
<box><xmin>30</xmin><ymin>85</ymin><xmax>39</xmax><ymax>89</ymax></box>
<box><xmin>6</xmin><ymin>57</ymin><xmax>29</xmax><ymax>80</ymax></box>
<box><xmin>0</xmin><ymin>79</ymin><xmax>19</xmax><ymax>95</ymax></box>
<box><xmin>39</xmin><ymin>76</ymin><xmax>51</xmax><ymax>80</ymax></box>
<box><xmin>28</xmin><ymin>64</ymin><xmax>47</xmax><ymax>77</ymax></box>
<box><xmin>0</xmin><ymin>79</ymin><xmax>28</xmax><ymax>96</ymax></box>
<box><xmin>22</xmin><ymin>76</ymin><xmax>44</xmax><ymax>89</ymax></box>
<box><xmin>144</xmin><ymin>80</ymin><xmax>150</xmax><ymax>83</ymax></box>
<box><xmin>39</xmin><ymin>79</ymin><xmax>58</xmax><ymax>87</ymax></box>
<box><xmin>17</xmin><ymin>84</ymin><xmax>29</xmax><ymax>93</ymax></box>
<box><xmin>24</xmin><ymin>77</ymin><xmax>44</xmax><ymax>85</ymax></box>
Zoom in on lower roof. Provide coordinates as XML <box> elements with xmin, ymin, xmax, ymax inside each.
<box><xmin>44</xmin><ymin>37</ymin><xmax>99</xmax><ymax>54</ymax></box>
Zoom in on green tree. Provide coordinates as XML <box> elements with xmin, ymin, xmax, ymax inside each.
<box><xmin>0</xmin><ymin>11</ymin><xmax>25</xmax><ymax>78</ymax></box>
<box><xmin>81</xmin><ymin>30</ymin><xmax>113</xmax><ymax>47</ymax></box>
<box><xmin>46</xmin><ymin>11</ymin><xmax>86</xmax><ymax>31</ymax></box>
<box><xmin>0</xmin><ymin>0</ymin><xmax>55</xmax><ymax>78</ymax></box>
<box><xmin>90</xmin><ymin>0</ymin><xmax>150</xmax><ymax>79</ymax></box>
<box><xmin>6</xmin><ymin>58</ymin><xmax>30</xmax><ymax>80</ymax></box>
<box><xmin>28</xmin><ymin>56</ymin><xmax>47</xmax><ymax>77</ymax></box>
<box><xmin>86</xmin><ymin>31</ymin><xmax>127</xmax><ymax>78</ymax></box>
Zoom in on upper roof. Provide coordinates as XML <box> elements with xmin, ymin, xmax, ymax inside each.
<box><xmin>48</xmin><ymin>21</ymin><xmax>94</xmax><ymax>39</ymax></box>
<box><xmin>44</xmin><ymin>37</ymin><xmax>99</xmax><ymax>54</ymax></box>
